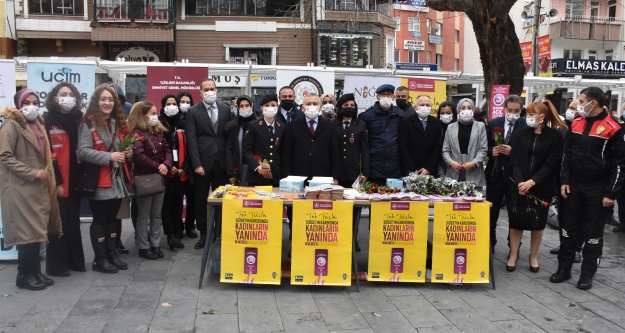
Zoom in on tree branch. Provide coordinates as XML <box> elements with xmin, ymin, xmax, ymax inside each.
<box><xmin>426</xmin><ymin>0</ymin><xmax>474</xmax><ymax>13</ymax></box>
<box><xmin>490</xmin><ymin>0</ymin><xmax>518</xmax><ymax>19</ymax></box>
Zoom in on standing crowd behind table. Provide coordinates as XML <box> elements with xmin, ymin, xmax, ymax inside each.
<box><xmin>1</xmin><ymin>79</ymin><xmax>624</xmax><ymax>292</ymax></box>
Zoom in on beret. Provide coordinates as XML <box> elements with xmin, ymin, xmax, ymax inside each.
<box><xmin>336</xmin><ymin>93</ymin><xmax>355</xmax><ymax>107</ymax></box>
<box><xmin>375</xmin><ymin>84</ymin><xmax>395</xmax><ymax>94</ymax></box>
<box><xmin>259</xmin><ymin>94</ymin><xmax>278</xmax><ymax>106</ymax></box>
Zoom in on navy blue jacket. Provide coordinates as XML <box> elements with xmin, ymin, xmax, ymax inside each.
<box><xmin>485</xmin><ymin>116</ymin><xmax>527</xmax><ymax>183</ymax></box>
<box><xmin>358</xmin><ymin>102</ymin><xmax>406</xmax><ymax>179</ymax></box>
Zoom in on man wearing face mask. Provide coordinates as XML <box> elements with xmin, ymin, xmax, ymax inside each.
<box><xmin>186</xmin><ymin>78</ymin><xmax>233</xmax><ymax>249</ymax></box>
<box><xmin>395</xmin><ymin>86</ymin><xmax>416</xmax><ymax>117</ymax></box>
<box><xmin>358</xmin><ymin>84</ymin><xmax>406</xmax><ymax>185</ymax></box>
<box><xmin>398</xmin><ymin>95</ymin><xmax>443</xmax><ymax>176</ymax></box>
<box><xmin>551</xmin><ymin>86</ymin><xmax>625</xmax><ymax>290</ymax></box>
<box><xmin>485</xmin><ymin>94</ymin><xmax>526</xmax><ymax>252</ymax></box>
<box><xmin>276</xmin><ymin>86</ymin><xmax>304</xmax><ymax>125</ymax></box>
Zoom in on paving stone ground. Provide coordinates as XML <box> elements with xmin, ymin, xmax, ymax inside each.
<box><xmin>1</xmin><ymin>208</ymin><xmax>625</xmax><ymax>333</ymax></box>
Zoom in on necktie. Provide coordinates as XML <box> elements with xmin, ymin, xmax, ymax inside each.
<box><xmin>287</xmin><ymin>111</ymin><xmax>292</xmax><ymax>124</ymax></box>
<box><xmin>421</xmin><ymin>120</ymin><xmax>427</xmax><ymax>130</ymax></box>
<box><xmin>309</xmin><ymin>120</ymin><xmax>315</xmax><ymax>135</ymax></box>
<box><xmin>504</xmin><ymin>122</ymin><xmax>513</xmax><ymax>143</ymax></box>
<box><xmin>344</xmin><ymin>121</ymin><xmax>350</xmax><ymax>131</ymax></box>
<box><xmin>209</xmin><ymin>106</ymin><xmax>217</xmax><ymax>127</ymax></box>
<box><xmin>268</xmin><ymin>125</ymin><xmax>274</xmax><ymax>135</ymax></box>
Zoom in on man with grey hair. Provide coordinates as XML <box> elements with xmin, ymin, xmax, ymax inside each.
<box><xmin>485</xmin><ymin>94</ymin><xmax>526</xmax><ymax>252</ymax></box>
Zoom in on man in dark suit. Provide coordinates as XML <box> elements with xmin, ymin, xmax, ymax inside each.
<box><xmin>395</xmin><ymin>86</ymin><xmax>416</xmax><ymax>117</ymax></box>
<box><xmin>275</xmin><ymin>86</ymin><xmax>304</xmax><ymax>126</ymax></box>
<box><xmin>485</xmin><ymin>94</ymin><xmax>526</xmax><ymax>251</ymax></box>
<box><xmin>186</xmin><ymin>78</ymin><xmax>233</xmax><ymax>249</ymax></box>
<box><xmin>398</xmin><ymin>95</ymin><xmax>444</xmax><ymax>175</ymax></box>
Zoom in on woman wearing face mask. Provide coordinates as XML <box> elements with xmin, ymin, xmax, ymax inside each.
<box><xmin>242</xmin><ymin>94</ymin><xmax>285</xmax><ymax>186</ymax></box>
<box><xmin>77</xmin><ymin>84</ymin><xmax>132</xmax><ymax>273</ymax></box>
<box><xmin>436</xmin><ymin>102</ymin><xmax>457</xmax><ymax>177</ymax></box>
<box><xmin>159</xmin><ymin>94</ymin><xmax>186</xmax><ymax>251</ymax></box>
<box><xmin>128</xmin><ymin>101</ymin><xmax>172</xmax><ymax>260</ymax></box>
<box><xmin>320</xmin><ymin>93</ymin><xmax>337</xmax><ymax>121</ymax></box>
<box><xmin>226</xmin><ymin>95</ymin><xmax>258</xmax><ymax>186</ymax></box>
<box><xmin>506</xmin><ymin>100</ymin><xmax>566</xmax><ymax>272</ymax></box>
<box><xmin>0</xmin><ymin>89</ymin><xmax>62</xmax><ymax>290</ymax></box>
<box><xmin>175</xmin><ymin>90</ymin><xmax>197</xmax><ymax>239</ymax></box>
<box><xmin>442</xmin><ymin>98</ymin><xmax>488</xmax><ymax>188</ymax></box>
<box><xmin>43</xmin><ymin>82</ymin><xmax>86</xmax><ymax>276</ymax></box>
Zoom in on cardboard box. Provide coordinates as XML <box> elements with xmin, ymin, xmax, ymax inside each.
<box><xmin>279</xmin><ymin>176</ymin><xmax>308</xmax><ymax>193</ymax></box>
<box><xmin>386</xmin><ymin>178</ymin><xmax>404</xmax><ymax>189</ymax></box>
<box><xmin>308</xmin><ymin>177</ymin><xmax>334</xmax><ymax>187</ymax></box>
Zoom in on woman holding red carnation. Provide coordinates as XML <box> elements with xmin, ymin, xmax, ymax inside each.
<box><xmin>506</xmin><ymin>100</ymin><xmax>566</xmax><ymax>273</ymax></box>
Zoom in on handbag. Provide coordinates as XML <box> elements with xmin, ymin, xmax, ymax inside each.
<box><xmin>508</xmin><ymin>193</ymin><xmax>542</xmax><ymax>230</ymax></box>
<box><xmin>132</xmin><ymin>134</ymin><xmax>165</xmax><ymax>197</ymax></box>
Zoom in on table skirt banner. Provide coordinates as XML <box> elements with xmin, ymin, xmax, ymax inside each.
<box><xmin>220</xmin><ymin>199</ymin><xmax>284</xmax><ymax>285</ymax></box>
<box><xmin>431</xmin><ymin>202</ymin><xmax>490</xmax><ymax>284</ymax></box>
<box><xmin>291</xmin><ymin>201</ymin><xmax>353</xmax><ymax>286</ymax></box>
<box><xmin>367</xmin><ymin>201</ymin><xmax>428</xmax><ymax>283</ymax></box>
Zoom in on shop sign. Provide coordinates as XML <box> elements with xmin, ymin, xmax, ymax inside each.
<box><xmin>404</xmin><ymin>40</ymin><xmax>425</xmax><ymax>51</ymax></box>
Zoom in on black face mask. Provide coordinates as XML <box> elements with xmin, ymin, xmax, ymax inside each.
<box><xmin>280</xmin><ymin>99</ymin><xmax>294</xmax><ymax>110</ymax></box>
<box><xmin>395</xmin><ymin>99</ymin><xmax>408</xmax><ymax>110</ymax></box>
<box><xmin>342</xmin><ymin>107</ymin><xmax>357</xmax><ymax>118</ymax></box>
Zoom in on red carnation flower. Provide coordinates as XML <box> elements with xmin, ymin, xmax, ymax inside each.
<box><xmin>494</xmin><ymin>127</ymin><xmax>500</xmax><ymax>132</ymax></box>
<box><xmin>234</xmin><ymin>167</ymin><xmax>239</xmax><ymax>174</ymax></box>
<box><xmin>542</xmin><ymin>201</ymin><xmax>549</xmax><ymax>208</ymax></box>
<box><xmin>254</xmin><ymin>155</ymin><xmax>261</xmax><ymax>161</ymax></box>
<box><xmin>123</xmin><ymin>128</ymin><xmax>130</xmax><ymax>135</ymax></box>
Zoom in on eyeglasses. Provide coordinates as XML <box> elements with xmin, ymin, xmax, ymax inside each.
<box><xmin>378</xmin><ymin>93</ymin><xmax>394</xmax><ymax>98</ymax></box>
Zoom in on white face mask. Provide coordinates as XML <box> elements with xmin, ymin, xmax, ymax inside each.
<box><xmin>239</xmin><ymin>107</ymin><xmax>254</xmax><ymax>118</ymax></box>
<box><xmin>304</xmin><ymin>106</ymin><xmax>320</xmax><ymax>119</ymax></box>
<box><xmin>164</xmin><ymin>105</ymin><xmax>179</xmax><ymax>117</ymax></box>
<box><xmin>179</xmin><ymin>103</ymin><xmax>190</xmax><ymax>113</ymax></box>
<box><xmin>148</xmin><ymin>115</ymin><xmax>159</xmax><ymax>126</ymax></box>
<box><xmin>526</xmin><ymin>116</ymin><xmax>542</xmax><ymax>128</ymax></box>
<box><xmin>577</xmin><ymin>101</ymin><xmax>592</xmax><ymax>117</ymax></box>
<box><xmin>379</xmin><ymin>97</ymin><xmax>393</xmax><ymax>109</ymax></box>
<box><xmin>505</xmin><ymin>113</ymin><xmax>519</xmax><ymax>124</ymax></box>
<box><xmin>459</xmin><ymin>110</ymin><xmax>474</xmax><ymax>124</ymax></box>
<box><xmin>58</xmin><ymin>96</ymin><xmax>76</xmax><ymax>112</ymax></box>
<box><xmin>321</xmin><ymin>104</ymin><xmax>335</xmax><ymax>114</ymax></box>
<box><xmin>417</xmin><ymin>106</ymin><xmax>431</xmax><ymax>119</ymax></box>
<box><xmin>202</xmin><ymin>91</ymin><xmax>217</xmax><ymax>104</ymax></box>
<box><xmin>20</xmin><ymin>105</ymin><xmax>40</xmax><ymax>121</ymax></box>
<box><xmin>440</xmin><ymin>114</ymin><xmax>453</xmax><ymax>124</ymax></box>
<box><xmin>263</xmin><ymin>106</ymin><xmax>278</xmax><ymax>118</ymax></box>
<box><xmin>565</xmin><ymin>109</ymin><xmax>576</xmax><ymax>122</ymax></box>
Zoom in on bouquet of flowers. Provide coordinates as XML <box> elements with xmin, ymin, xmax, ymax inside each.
<box><xmin>233</xmin><ymin>167</ymin><xmax>240</xmax><ymax>185</ymax></box>
<box><xmin>402</xmin><ymin>173</ymin><xmax>479</xmax><ymax>197</ymax></box>
<box><xmin>112</xmin><ymin>129</ymin><xmax>142</xmax><ymax>178</ymax></box>
<box><xmin>491</xmin><ymin>127</ymin><xmax>505</xmax><ymax>175</ymax></box>
<box><xmin>359</xmin><ymin>182</ymin><xmax>401</xmax><ymax>194</ymax></box>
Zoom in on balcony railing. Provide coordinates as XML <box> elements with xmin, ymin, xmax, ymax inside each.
<box><xmin>550</xmin><ymin>16</ymin><xmax>621</xmax><ymax>41</ymax></box>
<box><xmin>95</xmin><ymin>0</ymin><xmax>170</xmax><ymax>23</ymax></box>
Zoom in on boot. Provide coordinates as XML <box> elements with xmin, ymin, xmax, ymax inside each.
<box><xmin>151</xmin><ymin>247</ymin><xmax>164</xmax><ymax>258</ymax></box>
<box><xmin>167</xmin><ymin>234</ymin><xmax>179</xmax><ymax>251</ymax></box>
<box><xmin>90</xmin><ymin>224</ymin><xmax>119</xmax><ymax>273</ymax></box>
<box><xmin>116</xmin><ymin>220</ymin><xmax>129</xmax><ymax>254</ymax></box>
<box><xmin>16</xmin><ymin>273</ymin><xmax>46</xmax><ymax>291</ymax></box>
<box><xmin>33</xmin><ymin>262</ymin><xmax>54</xmax><ymax>286</ymax></box>
<box><xmin>106</xmin><ymin>224</ymin><xmax>128</xmax><ymax>270</ymax></box>
<box><xmin>194</xmin><ymin>231</ymin><xmax>207</xmax><ymax>249</ymax></box>
<box><xmin>139</xmin><ymin>248</ymin><xmax>158</xmax><ymax>260</ymax></box>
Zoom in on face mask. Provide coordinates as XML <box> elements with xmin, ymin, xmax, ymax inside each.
<box><xmin>202</xmin><ymin>91</ymin><xmax>217</xmax><ymax>104</ymax></box>
<box><xmin>20</xmin><ymin>105</ymin><xmax>40</xmax><ymax>121</ymax></box>
<box><xmin>342</xmin><ymin>107</ymin><xmax>357</xmax><ymax>118</ymax></box>
<box><xmin>395</xmin><ymin>99</ymin><xmax>408</xmax><ymax>109</ymax></box>
<box><xmin>417</xmin><ymin>106</ymin><xmax>431</xmax><ymax>119</ymax></box>
<box><xmin>459</xmin><ymin>110</ymin><xmax>474</xmax><ymax>124</ymax></box>
<box><xmin>148</xmin><ymin>115</ymin><xmax>159</xmax><ymax>126</ymax></box>
<box><xmin>239</xmin><ymin>107</ymin><xmax>254</xmax><ymax>118</ymax></box>
<box><xmin>379</xmin><ymin>97</ymin><xmax>393</xmax><ymax>109</ymax></box>
<box><xmin>440</xmin><ymin>114</ymin><xmax>453</xmax><ymax>124</ymax></box>
<box><xmin>58</xmin><ymin>96</ymin><xmax>76</xmax><ymax>112</ymax></box>
<box><xmin>164</xmin><ymin>105</ymin><xmax>179</xmax><ymax>117</ymax></box>
<box><xmin>526</xmin><ymin>116</ymin><xmax>542</xmax><ymax>128</ymax></box>
<box><xmin>263</xmin><ymin>106</ymin><xmax>278</xmax><ymax>118</ymax></box>
<box><xmin>304</xmin><ymin>106</ymin><xmax>320</xmax><ymax>119</ymax></box>
<box><xmin>565</xmin><ymin>109</ymin><xmax>576</xmax><ymax>122</ymax></box>
<box><xmin>505</xmin><ymin>113</ymin><xmax>519</xmax><ymax>124</ymax></box>
<box><xmin>577</xmin><ymin>101</ymin><xmax>592</xmax><ymax>117</ymax></box>
<box><xmin>179</xmin><ymin>103</ymin><xmax>190</xmax><ymax>113</ymax></box>
<box><xmin>280</xmin><ymin>99</ymin><xmax>294</xmax><ymax>110</ymax></box>
<box><xmin>322</xmin><ymin>104</ymin><xmax>335</xmax><ymax>114</ymax></box>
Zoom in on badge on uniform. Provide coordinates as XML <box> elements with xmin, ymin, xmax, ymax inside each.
<box><xmin>596</xmin><ymin>125</ymin><xmax>606</xmax><ymax>135</ymax></box>
<box><xmin>350</xmin><ymin>133</ymin><xmax>355</xmax><ymax>144</ymax></box>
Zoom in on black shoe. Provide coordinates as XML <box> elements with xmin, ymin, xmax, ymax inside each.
<box><xmin>107</xmin><ymin>253</ymin><xmax>128</xmax><ymax>270</ymax></box>
<box><xmin>186</xmin><ymin>229</ymin><xmax>198</xmax><ymax>238</ymax></box>
<box><xmin>167</xmin><ymin>235</ymin><xmax>179</xmax><ymax>251</ymax></box>
<box><xmin>506</xmin><ymin>255</ymin><xmax>519</xmax><ymax>272</ymax></box>
<box><xmin>16</xmin><ymin>273</ymin><xmax>46</xmax><ymax>290</ymax></box>
<box><xmin>577</xmin><ymin>275</ymin><xmax>593</xmax><ymax>290</ymax></box>
<box><xmin>194</xmin><ymin>232</ymin><xmax>206</xmax><ymax>249</ymax></box>
<box><xmin>529</xmin><ymin>255</ymin><xmax>539</xmax><ymax>273</ymax></box>
<box><xmin>139</xmin><ymin>249</ymin><xmax>159</xmax><ymax>260</ymax></box>
<box><xmin>355</xmin><ymin>241</ymin><xmax>361</xmax><ymax>252</ymax></box>
<box><xmin>550</xmin><ymin>246</ymin><xmax>560</xmax><ymax>254</ymax></box>
<box><xmin>92</xmin><ymin>257</ymin><xmax>119</xmax><ymax>273</ymax></box>
<box><xmin>574</xmin><ymin>251</ymin><xmax>582</xmax><ymax>263</ymax></box>
<box><xmin>613</xmin><ymin>224</ymin><xmax>625</xmax><ymax>232</ymax></box>
<box><xmin>175</xmin><ymin>238</ymin><xmax>185</xmax><ymax>249</ymax></box>
<box><xmin>68</xmin><ymin>265</ymin><xmax>86</xmax><ymax>272</ymax></box>
<box><xmin>34</xmin><ymin>272</ymin><xmax>54</xmax><ymax>286</ymax></box>
<box><xmin>116</xmin><ymin>239</ymin><xmax>129</xmax><ymax>254</ymax></box>
<box><xmin>550</xmin><ymin>270</ymin><xmax>571</xmax><ymax>283</ymax></box>
<box><xmin>151</xmin><ymin>247</ymin><xmax>164</xmax><ymax>258</ymax></box>
<box><xmin>177</xmin><ymin>232</ymin><xmax>185</xmax><ymax>240</ymax></box>
<box><xmin>46</xmin><ymin>269</ymin><xmax>70</xmax><ymax>277</ymax></box>
<box><xmin>606</xmin><ymin>215</ymin><xmax>619</xmax><ymax>226</ymax></box>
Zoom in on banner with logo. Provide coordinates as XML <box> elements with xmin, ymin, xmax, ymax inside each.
<box><xmin>220</xmin><ymin>199</ymin><xmax>283</xmax><ymax>285</ymax></box>
<box><xmin>367</xmin><ymin>201</ymin><xmax>428</xmax><ymax>282</ymax></box>
<box><xmin>537</xmin><ymin>35</ymin><xmax>552</xmax><ymax>77</ymax></box>
<box><xmin>291</xmin><ymin>201</ymin><xmax>352</xmax><ymax>286</ymax></box>
<box><xmin>146</xmin><ymin>65</ymin><xmax>208</xmax><ymax>106</ymax></box>
<box><xmin>276</xmin><ymin>69</ymin><xmax>335</xmax><ymax>105</ymax></box>
<box><xmin>520</xmin><ymin>41</ymin><xmax>532</xmax><ymax>76</ymax></box>
<box><xmin>26</xmin><ymin>62</ymin><xmax>96</xmax><ymax>113</ymax></box>
<box><xmin>431</xmin><ymin>202</ymin><xmax>490</xmax><ymax>284</ymax></box>
<box><xmin>343</xmin><ymin>75</ymin><xmax>402</xmax><ymax>114</ymax></box>
<box><xmin>401</xmin><ymin>77</ymin><xmax>446</xmax><ymax>116</ymax></box>
<box><xmin>489</xmin><ymin>85</ymin><xmax>510</xmax><ymax>119</ymax></box>
<box><xmin>0</xmin><ymin>60</ymin><xmax>16</xmax><ymax>110</ymax></box>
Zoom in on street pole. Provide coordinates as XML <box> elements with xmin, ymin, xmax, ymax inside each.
<box><xmin>531</xmin><ymin>0</ymin><xmax>542</xmax><ymax>76</ymax></box>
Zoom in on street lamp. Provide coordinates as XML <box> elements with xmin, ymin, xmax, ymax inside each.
<box><xmin>521</xmin><ymin>1</ymin><xmax>558</xmax><ymax>76</ymax></box>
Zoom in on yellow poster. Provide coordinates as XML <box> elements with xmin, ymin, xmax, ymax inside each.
<box><xmin>367</xmin><ymin>201</ymin><xmax>428</xmax><ymax>282</ymax></box>
<box><xmin>220</xmin><ymin>199</ymin><xmax>283</xmax><ymax>285</ymax></box>
<box><xmin>431</xmin><ymin>202</ymin><xmax>490</xmax><ymax>284</ymax></box>
<box><xmin>291</xmin><ymin>201</ymin><xmax>353</xmax><ymax>286</ymax></box>
<box><xmin>401</xmin><ymin>77</ymin><xmax>447</xmax><ymax>116</ymax></box>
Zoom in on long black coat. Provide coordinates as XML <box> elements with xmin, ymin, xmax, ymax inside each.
<box><xmin>283</xmin><ymin>116</ymin><xmax>340</xmax><ymax>179</ymax></box>
<box><xmin>225</xmin><ymin>115</ymin><xmax>257</xmax><ymax>181</ymax></box>
<box><xmin>398</xmin><ymin>114</ymin><xmax>444</xmax><ymax>175</ymax></box>
<box><xmin>185</xmin><ymin>102</ymin><xmax>232</xmax><ymax>171</ymax></box>
<box><xmin>485</xmin><ymin>116</ymin><xmax>527</xmax><ymax>183</ymax></box>
<box><xmin>335</xmin><ymin>118</ymin><xmax>370</xmax><ymax>182</ymax></box>
<box><xmin>242</xmin><ymin>119</ymin><xmax>286</xmax><ymax>186</ymax></box>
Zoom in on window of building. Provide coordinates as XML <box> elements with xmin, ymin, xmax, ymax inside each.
<box><xmin>590</xmin><ymin>2</ymin><xmax>599</xmax><ymax>21</ymax></box>
<box><xmin>523</xmin><ymin>4</ymin><xmax>532</xmax><ymax>26</ymax></box>
<box><xmin>228</xmin><ymin>48</ymin><xmax>272</xmax><ymax>65</ymax></box>
<box><xmin>386</xmin><ymin>37</ymin><xmax>395</xmax><ymax>65</ymax></box>
<box><xmin>606</xmin><ymin>49</ymin><xmax>613</xmax><ymax>61</ymax></box>
<box><xmin>565</xmin><ymin>0</ymin><xmax>584</xmax><ymax>20</ymax></box>
<box><xmin>454</xmin><ymin>58</ymin><xmax>459</xmax><ymax>71</ymax></box>
<box><xmin>436</xmin><ymin>53</ymin><xmax>442</xmax><ymax>68</ymax></box>
<box><xmin>435</xmin><ymin>23</ymin><xmax>442</xmax><ymax>36</ymax></box>
<box><xmin>608</xmin><ymin>5</ymin><xmax>616</xmax><ymax>21</ymax></box>
<box><xmin>426</xmin><ymin>19</ymin><xmax>431</xmax><ymax>34</ymax></box>
<box><xmin>563</xmin><ymin>49</ymin><xmax>582</xmax><ymax>59</ymax></box>
<box><xmin>408</xmin><ymin>17</ymin><xmax>420</xmax><ymax>32</ymax></box>
<box><xmin>426</xmin><ymin>51</ymin><xmax>431</xmax><ymax>64</ymax></box>
<box><xmin>29</xmin><ymin>0</ymin><xmax>84</xmax><ymax>15</ymax></box>
<box><xmin>408</xmin><ymin>50</ymin><xmax>419</xmax><ymax>63</ymax></box>
<box><xmin>185</xmin><ymin>0</ymin><xmax>298</xmax><ymax>16</ymax></box>
<box><xmin>455</xmin><ymin>29</ymin><xmax>459</xmax><ymax>43</ymax></box>
<box><xmin>319</xmin><ymin>35</ymin><xmax>371</xmax><ymax>66</ymax></box>
<box><xmin>588</xmin><ymin>50</ymin><xmax>597</xmax><ymax>61</ymax></box>
<box><xmin>395</xmin><ymin>17</ymin><xmax>400</xmax><ymax>31</ymax></box>
<box><xmin>325</xmin><ymin>0</ymin><xmax>377</xmax><ymax>11</ymax></box>
<box><xmin>96</xmin><ymin>0</ymin><xmax>169</xmax><ymax>20</ymax></box>
<box><xmin>394</xmin><ymin>50</ymin><xmax>400</xmax><ymax>63</ymax></box>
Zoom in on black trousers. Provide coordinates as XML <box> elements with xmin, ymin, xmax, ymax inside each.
<box><xmin>486</xmin><ymin>174</ymin><xmax>511</xmax><ymax>247</ymax></box>
<box><xmin>47</xmin><ymin>195</ymin><xmax>85</xmax><ymax>273</ymax></box>
<box><xmin>558</xmin><ymin>180</ymin><xmax>608</xmax><ymax>276</ymax></box>
<box><xmin>616</xmin><ymin>184</ymin><xmax>625</xmax><ymax>225</ymax></box>
<box><xmin>89</xmin><ymin>199</ymin><xmax>122</xmax><ymax>227</ymax></box>
<box><xmin>181</xmin><ymin>181</ymin><xmax>196</xmax><ymax>232</ymax></box>
<box><xmin>194</xmin><ymin>162</ymin><xmax>228</xmax><ymax>233</ymax></box>
<box><xmin>162</xmin><ymin>189</ymin><xmax>184</xmax><ymax>236</ymax></box>
<box><xmin>557</xmin><ymin>191</ymin><xmax>583</xmax><ymax>252</ymax></box>
<box><xmin>17</xmin><ymin>243</ymin><xmax>41</xmax><ymax>274</ymax></box>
